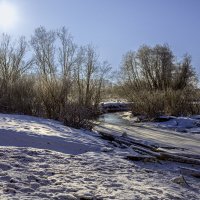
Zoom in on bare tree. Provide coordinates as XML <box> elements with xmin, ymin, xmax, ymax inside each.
<box><xmin>119</xmin><ymin>44</ymin><xmax>198</xmax><ymax>117</ymax></box>
<box><xmin>93</xmin><ymin>61</ymin><xmax>111</xmax><ymax>107</ymax></box>
<box><xmin>0</xmin><ymin>34</ymin><xmax>33</xmax><ymax>112</ymax></box>
<box><xmin>73</xmin><ymin>45</ymin><xmax>111</xmax><ymax>108</ymax></box>
<box><xmin>31</xmin><ymin>26</ymin><xmax>59</xmax><ymax>118</ymax></box>
<box><xmin>137</xmin><ymin>44</ymin><xmax>174</xmax><ymax>90</ymax></box>
<box><xmin>173</xmin><ymin>54</ymin><xmax>197</xmax><ymax>90</ymax></box>
<box><xmin>0</xmin><ymin>27</ymin><xmax>112</xmax><ymax>128</ymax></box>
<box><xmin>84</xmin><ymin>45</ymin><xmax>98</xmax><ymax>107</ymax></box>
<box><xmin>57</xmin><ymin>27</ymin><xmax>78</xmax><ymax>114</ymax></box>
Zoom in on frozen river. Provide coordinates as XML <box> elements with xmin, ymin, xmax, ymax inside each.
<box><xmin>96</xmin><ymin>112</ymin><xmax>200</xmax><ymax>156</ymax></box>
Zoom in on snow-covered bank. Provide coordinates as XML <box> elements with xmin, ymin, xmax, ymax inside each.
<box><xmin>1</xmin><ymin>147</ymin><xmax>200</xmax><ymax>200</ymax></box>
<box><xmin>0</xmin><ymin>114</ymin><xmax>200</xmax><ymax>199</ymax></box>
<box><xmin>0</xmin><ymin>114</ymin><xmax>105</xmax><ymax>155</ymax></box>
<box><xmin>150</xmin><ymin>116</ymin><xmax>200</xmax><ymax>134</ymax></box>
<box><xmin>120</xmin><ymin>111</ymin><xmax>200</xmax><ymax>135</ymax></box>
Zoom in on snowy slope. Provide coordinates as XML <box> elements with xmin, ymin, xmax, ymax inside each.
<box><xmin>0</xmin><ymin>114</ymin><xmax>105</xmax><ymax>154</ymax></box>
<box><xmin>0</xmin><ymin>114</ymin><xmax>200</xmax><ymax>199</ymax></box>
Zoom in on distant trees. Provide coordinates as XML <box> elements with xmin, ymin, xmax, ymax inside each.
<box><xmin>119</xmin><ymin>44</ymin><xmax>198</xmax><ymax>117</ymax></box>
<box><xmin>0</xmin><ymin>27</ymin><xmax>111</xmax><ymax>128</ymax></box>
<box><xmin>0</xmin><ymin>34</ymin><xmax>33</xmax><ymax>114</ymax></box>
<box><xmin>74</xmin><ymin>46</ymin><xmax>111</xmax><ymax>108</ymax></box>
<box><xmin>1</xmin><ymin>30</ymin><xmax>199</xmax><ymax>124</ymax></box>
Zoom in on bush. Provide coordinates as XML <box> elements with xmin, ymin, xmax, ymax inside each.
<box><xmin>62</xmin><ymin>103</ymin><xmax>97</xmax><ymax>130</ymax></box>
<box><xmin>164</xmin><ymin>88</ymin><xmax>200</xmax><ymax>116</ymax></box>
<box><xmin>120</xmin><ymin>44</ymin><xmax>199</xmax><ymax>118</ymax></box>
<box><xmin>131</xmin><ymin>91</ymin><xmax>165</xmax><ymax>118</ymax></box>
<box><xmin>0</xmin><ymin>76</ymin><xmax>35</xmax><ymax>115</ymax></box>
<box><xmin>131</xmin><ymin>88</ymin><xmax>200</xmax><ymax>119</ymax></box>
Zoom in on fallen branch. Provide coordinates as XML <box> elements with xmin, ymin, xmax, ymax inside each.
<box><xmin>96</xmin><ymin>129</ymin><xmax>200</xmax><ymax>165</ymax></box>
<box><xmin>97</xmin><ymin>129</ymin><xmax>157</xmax><ymax>150</ymax></box>
<box><xmin>158</xmin><ymin>152</ymin><xmax>200</xmax><ymax>165</ymax></box>
<box><xmin>126</xmin><ymin>155</ymin><xmax>157</xmax><ymax>162</ymax></box>
<box><xmin>129</xmin><ymin>144</ymin><xmax>160</xmax><ymax>157</ymax></box>
<box><xmin>156</xmin><ymin>148</ymin><xmax>200</xmax><ymax>160</ymax></box>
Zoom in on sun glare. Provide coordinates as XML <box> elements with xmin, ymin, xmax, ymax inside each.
<box><xmin>0</xmin><ymin>1</ymin><xmax>19</xmax><ymax>30</ymax></box>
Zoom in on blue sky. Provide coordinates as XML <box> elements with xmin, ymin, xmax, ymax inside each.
<box><xmin>1</xmin><ymin>0</ymin><xmax>200</xmax><ymax>72</ymax></box>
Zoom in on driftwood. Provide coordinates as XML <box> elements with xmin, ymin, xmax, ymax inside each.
<box><xmin>156</xmin><ymin>148</ymin><xmax>200</xmax><ymax>160</ymax></box>
<box><xmin>129</xmin><ymin>145</ymin><xmax>200</xmax><ymax>165</ymax></box>
<box><xmin>174</xmin><ymin>153</ymin><xmax>200</xmax><ymax>160</ymax></box>
<box><xmin>97</xmin><ymin>129</ymin><xmax>157</xmax><ymax>150</ymax></box>
<box><xmin>158</xmin><ymin>152</ymin><xmax>200</xmax><ymax>165</ymax></box>
<box><xmin>96</xmin><ymin>128</ymin><xmax>200</xmax><ymax>165</ymax></box>
<box><xmin>129</xmin><ymin>144</ymin><xmax>160</xmax><ymax>157</ymax></box>
<box><xmin>126</xmin><ymin>155</ymin><xmax>158</xmax><ymax>162</ymax></box>
<box><xmin>99</xmin><ymin>131</ymin><xmax>115</xmax><ymax>141</ymax></box>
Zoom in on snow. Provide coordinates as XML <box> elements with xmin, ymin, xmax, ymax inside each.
<box><xmin>0</xmin><ymin>113</ymin><xmax>200</xmax><ymax>199</ymax></box>
<box><xmin>99</xmin><ymin>101</ymin><xmax>131</xmax><ymax>112</ymax></box>
<box><xmin>0</xmin><ymin>114</ymin><xmax>105</xmax><ymax>154</ymax></box>
<box><xmin>120</xmin><ymin>112</ymin><xmax>200</xmax><ymax>135</ymax></box>
<box><xmin>98</xmin><ymin>121</ymin><xmax>200</xmax><ymax>155</ymax></box>
<box><xmin>115</xmin><ymin>112</ymin><xmax>200</xmax><ymax>135</ymax></box>
<box><xmin>147</xmin><ymin>116</ymin><xmax>200</xmax><ymax>135</ymax></box>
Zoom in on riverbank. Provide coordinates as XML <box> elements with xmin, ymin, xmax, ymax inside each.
<box><xmin>96</xmin><ymin>112</ymin><xmax>200</xmax><ymax>155</ymax></box>
<box><xmin>0</xmin><ymin>113</ymin><xmax>200</xmax><ymax>199</ymax></box>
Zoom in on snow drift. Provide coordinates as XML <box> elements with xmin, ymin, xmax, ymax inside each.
<box><xmin>0</xmin><ymin>114</ymin><xmax>199</xmax><ymax>199</ymax></box>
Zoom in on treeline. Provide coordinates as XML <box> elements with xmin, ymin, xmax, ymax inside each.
<box><xmin>119</xmin><ymin>44</ymin><xmax>199</xmax><ymax>118</ymax></box>
<box><xmin>1</xmin><ymin>28</ymin><xmax>199</xmax><ymax>125</ymax></box>
<box><xmin>0</xmin><ymin>27</ymin><xmax>111</xmax><ymax>128</ymax></box>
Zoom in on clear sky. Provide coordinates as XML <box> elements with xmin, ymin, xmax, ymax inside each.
<box><xmin>0</xmin><ymin>0</ymin><xmax>200</xmax><ymax>72</ymax></box>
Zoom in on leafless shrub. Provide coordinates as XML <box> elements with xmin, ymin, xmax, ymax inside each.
<box><xmin>62</xmin><ymin>102</ymin><xmax>96</xmax><ymax>130</ymax></box>
<box><xmin>164</xmin><ymin>88</ymin><xmax>200</xmax><ymax>116</ymax></box>
<box><xmin>131</xmin><ymin>90</ymin><xmax>165</xmax><ymax>118</ymax></box>
<box><xmin>120</xmin><ymin>44</ymin><xmax>198</xmax><ymax>118</ymax></box>
<box><xmin>0</xmin><ymin>28</ymin><xmax>111</xmax><ymax>129</ymax></box>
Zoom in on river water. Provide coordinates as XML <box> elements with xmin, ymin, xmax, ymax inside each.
<box><xmin>97</xmin><ymin>112</ymin><xmax>130</xmax><ymax>126</ymax></box>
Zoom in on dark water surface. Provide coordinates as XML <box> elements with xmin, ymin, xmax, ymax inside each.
<box><xmin>97</xmin><ymin>112</ymin><xmax>130</xmax><ymax>126</ymax></box>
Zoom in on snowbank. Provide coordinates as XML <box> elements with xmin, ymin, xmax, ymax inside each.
<box><xmin>151</xmin><ymin>116</ymin><xmax>200</xmax><ymax>134</ymax></box>
<box><xmin>99</xmin><ymin>101</ymin><xmax>131</xmax><ymax>112</ymax></box>
<box><xmin>0</xmin><ymin>114</ymin><xmax>105</xmax><ymax>154</ymax></box>
<box><xmin>0</xmin><ymin>114</ymin><xmax>200</xmax><ymax>199</ymax></box>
